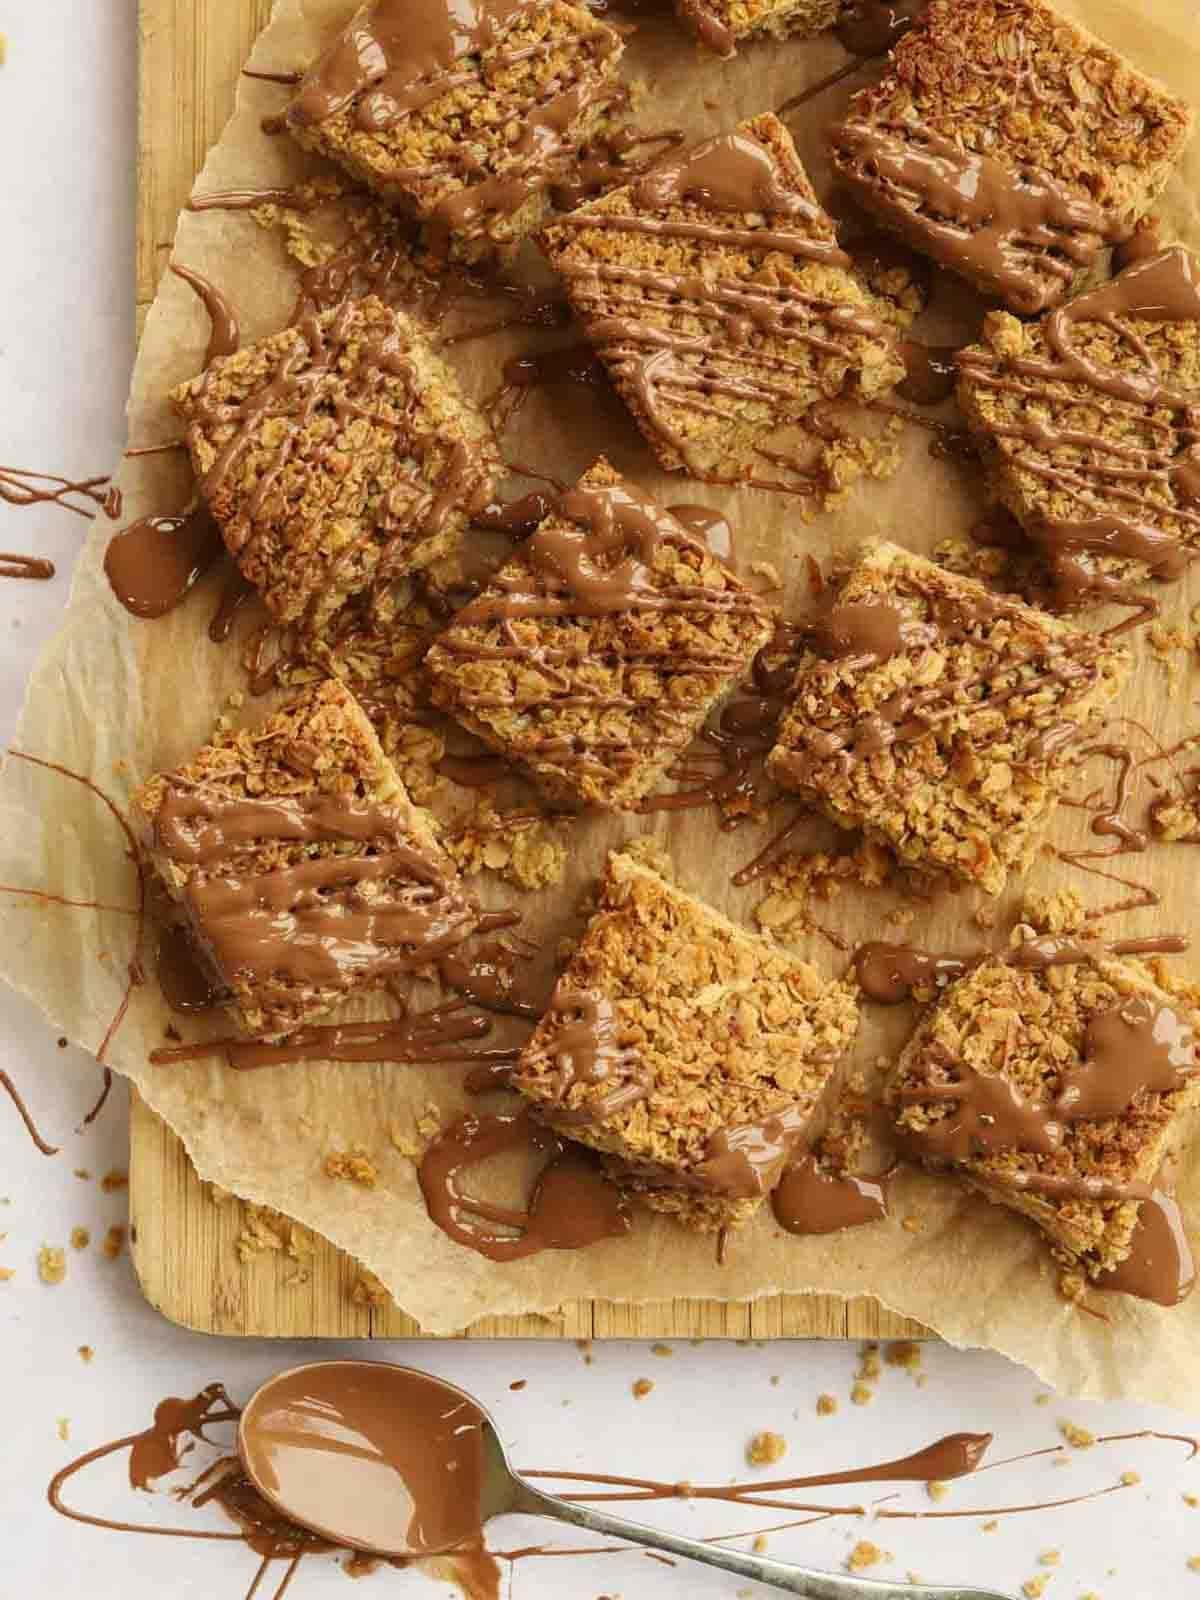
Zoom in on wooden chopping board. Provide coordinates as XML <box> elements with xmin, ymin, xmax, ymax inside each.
<box><xmin>128</xmin><ymin>0</ymin><xmax>925</xmax><ymax>1341</ymax></box>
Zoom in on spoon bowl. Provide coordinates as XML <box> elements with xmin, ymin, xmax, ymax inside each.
<box><xmin>238</xmin><ymin>1358</ymin><xmax>1018</xmax><ymax>1599</ymax></box>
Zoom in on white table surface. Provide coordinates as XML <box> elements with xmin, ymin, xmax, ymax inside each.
<box><xmin>2</xmin><ymin>9</ymin><xmax>1199</xmax><ymax>1599</ymax></box>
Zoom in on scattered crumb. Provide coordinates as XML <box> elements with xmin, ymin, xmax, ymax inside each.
<box><xmin>350</xmin><ymin>1267</ymin><xmax>390</xmax><ymax>1307</ymax></box>
<box><xmin>1022</xmin><ymin>1579</ymin><xmax>1050</xmax><ymax>1598</ymax></box>
<box><xmin>38</xmin><ymin>1246</ymin><xmax>66</xmax><ymax>1285</ymax></box>
<box><xmin>902</xmin><ymin>1214</ymin><xmax>923</xmax><ymax>1234</ymax></box>
<box><xmin>753</xmin><ymin>1534</ymin><xmax>769</xmax><ymax>1554</ymax></box>
<box><xmin>70</xmin><ymin>1227</ymin><xmax>90</xmax><ymax>1251</ymax></box>
<box><xmin>388</xmin><ymin>1120</ymin><xmax>423</xmax><ymax>1159</ymax></box>
<box><xmin>1120</xmin><ymin>1471</ymin><xmax>1140</xmax><ymax>1487</ymax></box>
<box><xmin>0</xmin><ymin>1267</ymin><xmax>13</xmax><ymax>1283</ymax></box>
<box><xmin>927</xmin><ymin>1480</ymin><xmax>949</xmax><ymax>1502</ymax></box>
<box><xmin>857</xmin><ymin>1344</ymin><xmax>881</xmax><ymax>1380</ymax></box>
<box><xmin>100</xmin><ymin>1169</ymin><xmax>128</xmax><ymax>1193</ymax></box>
<box><xmin>510</xmin><ymin>1380</ymin><xmax>527</xmax><ymax>1392</ymax></box>
<box><xmin>885</xmin><ymin>1341</ymin><xmax>923</xmax><ymax>1374</ymax></box>
<box><xmin>632</xmin><ymin>1379</ymin><xmax>654</xmax><ymax>1400</ymax></box>
<box><xmin>851</xmin><ymin>1382</ymin><xmax>874</xmax><ymax>1406</ymax></box>
<box><xmin>1040</xmin><ymin>1550</ymin><xmax>1061</xmax><ymax>1567</ymax></box>
<box><xmin>1184</xmin><ymin>1493</ymin><xmax>1199</xmax><ymax>1508</ymax></box>
<box><xmin>749</xmin><ymin>559</ymin><xmax>783</xmax><ymax>590</ymax></box>
<box><xmin>1060</xmin><ymin>1421</ymin><xmax>1096</xmax><ymax>1449</ymax></box>
<box><xmin>416</xmin><ymin>1104</ymin><xmax>442</xmax><ymax>1140</ymax></box>
<box><xmin>847</xmin><ymin>1541</ymin><xmax>888</xmax><ymax>1573</ymax></box>
<box><xmin>651</xmin><ymin>1343</ymin><xmax>673</xmax><ymax>1358</ymax></box>
<box><xmin>73</xmin><ymin>1169</ymin><xmax>91</xmax><ymax>1181</ymax></box>
<box><xmin>102</xmin><ymin>1226</ymin><xmax>125</xmax><ymax>1261</ymax></box>
<box><xmin>981</xmin><ymin>1520</ymin><xmax>999</xmax><ymax>1533</ymax></box>
<box><xmin>324</xmin><ymin>1149</ymin><xmax>378</xmax><ymax>1188</ymax></box>
<box><xmin>1035</xmin><ymin>1393</ymin><xmax>1051</xmax><ymax>1406</ymax></box>
<box><xmin>56</xmin><ymin>1418</ymin><xmax>70</xmax><ymax>1442</ymax></box>
<box><xmin>1188</xmin><ymin>1556</ymin><xmax>1200</xmax><ymax>1572</ymax></box>
<box><xmin>817</xmin><ymin>1393</ymin><xmax>838</xmax><ymax>1417</ymax></box>
<box><xmin>77</xmin><ymin>1346</ymin><xmax>94</xmax><ymax>1363</ymax></box>
<box><xmin>746</xmin><ymin>1431</ymin><xmax>788</xmax><ymax>1467</ymax></box>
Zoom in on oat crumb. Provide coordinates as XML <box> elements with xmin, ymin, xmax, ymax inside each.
<box><xmin>1120</xmin><ymin>1471</ymin><xmax>1140</xmax><ymax>1487</ymax></box>
<box><xmin>1040</xmin><ymin>1550</ymin><xmax>1061</xmax><ymax>1567</ymax></box>
<box><xmin>73</xmin><ymin>1169</ymin><xmax>91</xmax><ymax>1181</ymax></box>
<box><xmin>1022</xmin><ymin>1579</ymin><xmax>1049</xmax><ymax>1598</ymax></box>
<box><xmin>77</xmin><ymin>1345</ymin><xmax>94</xmax><ymax>1363</ymax></box>
<box><xmin>1060</xmin><ymin>1421</ymin><xmax>1095</xmax><ymax>1449</ymax></box>
<box><xmin>1035</xmin><ymin>1393</ymin><xmax>1051</xmax><ymax>1406</ymax></box>
<box><xmin>885</xmin><ymin>1340</ymin><xmax>923</xmax><ymax>1374</ymax></box>
<box><xmin>1188</xmin><ymin>1556</ymin><xmax>1200</xmax><ymax>1573</ymax></box>
<box><xmin>38</xmin><ymin>1246</ymin><xmax>66</xmax><ymax>1285</ymax></box>
<box><xmin>902</xmin><ymin>1214</ymin><xmax>924</xmax><ymax>1234</ymax></box>
<box><xmin>817</xmin><ymin>1393</ymin><xmax>838</xmax><ymax>1416</ymax></box>
<box><xmin>981</xmin><ymin>1520</ymin><xmax>999</xmax><ymax>1533</ymax></box>
<box><xmin>851</xmin><ymin>1381</ymin><xmax>874</xmax><ymax>1406</ymax></box>
<box><xmin>753</xmin><ymin>1534</ymin><xmax>769</xmax><ymax>1554</ymax></box>
<box><xmin>388</xmin><ymin>1120</ymin><xmax>423</xmax><ymax>1159</ymax></box>
<box><xmin>56</xmin><ymin>1418</ymin><xmax>70</xmax><ymax>1442</ymax></box>
<box><xmin>0</xmin><ymin>1267</ymin><xmax>13</xmax><ymax>1283</ymax></box>
<box><xmin>747</xmin><ymin>1431</ymin><xmax>788</xmax><ymax>1467</ymax></box>
<box><xmin>847</xmin><ymin>1541</ymin><xmax>888</xmax><ymax>1573</ymax></box>
<box><xmin>632</xmin><ymin>1378</ymin><xmax>654</xmax><ymax>1399</ymax></box>
<box><xmin>102</xmin><ymin>1225</ymin><xmax>125</xmax><ymax>1260</ymax></box>
<box><xmin>1184</xmin><ymin>1493</ymin><xmax>1199</xmax><ymax>1508</ymax></box>
<box><xmin>927</xmin><ymin>1480</ymin><xmax>949</xmax><ymax>1502</ymax></box>
<box><xmin>324</xmin><ymin>1149</ymin><xmax>378</xmax><ymax>1188</ymax></box>
<box><xmin>100</xmin><ymin>1169</ymin><xmax>128</xmax><ymax>1193</ymax></box>
<box><xmin>651</xmin><ymin>1343</ymin><xmax>673</xmax><ymax>1358</ymax></box>
<box><xmin>70</xmin><ymin>1227</ymin><xmax>90</xmax><ymax>1251</ymax></box>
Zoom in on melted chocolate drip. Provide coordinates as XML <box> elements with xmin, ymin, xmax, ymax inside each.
<box><xmin>772</xmin><ymin>1152</ymin><xmax>891</xmax><ymax>1235</ymax></box>
<box><xmin>896</xmin><ymin>341</ymin><xmax>958</xmax><ymax>406</ymax></box>
<box><xmin>0</xmin><ymin>464</ymin><xmax>114</xmax><ymax>519</ymax></box>
<box><xmin>0</xmin><ymin>552</ymin><xmax>54</xmax><ymax>581</ymax></box>
<box><xmin>419</xmin><ymin>1110</ymin><xmax>630</xmax><ymax>1260</ymax></box>
<box><xmin>0</xmin><ymin>1068</ymin><xmax>60</xmax><ymax>1156</ymax></box>
<box><xmin>171</xmin><ymin>263</ymin><xmax>241</xmax><ymax>366</ymax></box>
<box><xmin>665</xmin><ymin>502</ymin><xmax>734</xmax><ymax>563</ymax></box>
<box><xmin>853</xmin><ymin>942</ymin><xmax>972</xmax><ymax>1003</ymax></box>
<box><xmin>104</xmin><ymin>506</ymin><xmax>224</xmax><ymax>620</ymax></box>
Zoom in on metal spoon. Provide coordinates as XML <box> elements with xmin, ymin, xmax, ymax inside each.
<box><xmin>237</xmin><ymin>1359</ymin><xmax>1015</xmax><ymax>1600</ymax></box>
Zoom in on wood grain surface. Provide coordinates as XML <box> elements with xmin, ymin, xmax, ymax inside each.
<box><xmin>128</xmin><ymin>0</ymin><xmax>926</xmax><ymax>1342</ymax></box>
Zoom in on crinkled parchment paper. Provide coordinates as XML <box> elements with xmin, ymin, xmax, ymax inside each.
<box><xmin>3</xmin><ymin>0</ymin><xmax>1200</xmax><ymax>1398</ymax></box>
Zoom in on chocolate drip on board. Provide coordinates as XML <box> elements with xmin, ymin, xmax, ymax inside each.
<box><xmin>171</xmin><ymin>263</ymin><xmax>241</xmax><ymax>366</ymax></box>
<box><xmin>771</xmin><ymin>1152</ymin><xmax>891</xmax><ymax>1235</ymax></box>
<box><xmin>104</xmin><ymin>506</ymin><xmax>224</xmax><ymax>620</ymax></box>
<box><xmin>0</xmin><ymin>464</ymin><xmax>115</xmax><ymax>519</ymax></box>
<box><xmin>0</xmin><ymin>1068</ymin><xmax>60</xmax><ymax>1156</ymax></box>
<box><xmin>0</xmin><ymin>552</ymin><xmax>54</xmax><ymax>581</ymax></box>
<box><xmin>853</xmin><ymin>942</ymin><xmax>972</xmax><ymax>1004</ymax></box>
<box><xmin>418</xmin><ymin>1110</ymin><xmax>630</xmax><ymax>1260</ymax></box>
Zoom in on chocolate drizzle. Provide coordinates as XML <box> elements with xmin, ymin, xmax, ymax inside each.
<box><xmin>958</xmin><ymin>247</ymin><xmax>1200</xmax><ymax>604</ymax></box>
<box><xmin>0</xmin><ymin>464</ymin><xmax>114</xmax><ymax>519</ymax></box>
<box><xmin>0</xmin><ymin>1068</ymin><xmax>60</xmax><ymax>1156</ymax></box>
<box><xmin>831</xmin><ymin>118</ymin><xmax>1115</xmax><ymax>315</ymax></box>
<box><xmin>0</xmin><ymin>552</ymin><xmax>54</xmax><ymax>581</ymax></box>
<box><xmin>417</xmin><ymin>1110</ymin><xmax>631</xmax><ymax>1260</ymax></box>
<box><xmin>548</xmin><ymin>128</ymin><xmax>892</xmax><ymax>469</ymax></box>
<box><xmin>153</xmin><ymin>787</ymin><xmax>482</xmax><ymax>997</ymax></box>
<box><xmin>522</xmin><ymin>990</ymin><xmax>649</xmax><ymax>1124</ymax></box>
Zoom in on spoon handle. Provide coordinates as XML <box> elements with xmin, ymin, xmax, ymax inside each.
<box><xmin>509</xmin><ymin>1476</ymin><xmax>1013</xmax><ymax>1600</ymax></box>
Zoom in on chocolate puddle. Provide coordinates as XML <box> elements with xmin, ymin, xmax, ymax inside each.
<box><xmin>104</xmin><ymin>507</ymin><xmax>224</xmax><ymax>620</ymax></box>
<box><xmin>772</xmin><ymin>1152</ymin><xmax>891</xmax><ymax>1235</ymax></box>
<box><xmin>853</xmin><ymin>942</ymin><xmax>973</xmax><ymax>1003</ymax></box>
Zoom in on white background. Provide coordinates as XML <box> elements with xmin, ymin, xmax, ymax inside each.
<box><xmin>1</xmin><ymin>8</ymin><xmax>1199</xmax><ymax>1599</ymax></box>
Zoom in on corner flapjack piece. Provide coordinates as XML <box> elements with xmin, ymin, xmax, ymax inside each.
<box><xmin>512</xmin><ymin>852</ymin><xmax>860</xmax><ymax>1231</ymax></box>
<box><xmin>766</xmin><ymin>541</ymin><xmax>1130</xmax><ymax>896</ymax></box>
<box><xmin>285</xmin><ymin>0</ymin><xmax>623</xmax><ymax>262</ymax></box>
<box><xmin>890</xmin><ymin>938</ymin><xmax>1200</xmax><ymax>1293</ymax></box>
<box><xmin>539</xmin><ymin>114</ymin><xmax>903</xmax><ymax>479</ymax></box>
<box><xmin>830</xmin><ymin>0</ymin><xmax>1192</xmax><ymax>315</ymax></box>
<box><xmin>672</xmin><ymin>0</ymin><xmax>841</xmax><ymax>60</ymax></box>
<box><xmin>170</xmin><ymin>296</ymin><xmax>498</xmax><ymax>633</ymax></box>
<box><xmin>957</xmin><ymin>245</ymin><xmax>1200</xmax><ymax>608</ymax></box>
<box><xmin>135</xmin><ymin>679</ymin><xmax>481</xmax><ymax>1041</ymax></box>
<box><xmin>424</xmin><ymin>458</ymin><xmax>774</xmax><ymax>810</ymax></box>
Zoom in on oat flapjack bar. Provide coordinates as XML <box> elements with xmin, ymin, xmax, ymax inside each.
<box><xmin>891</xmin><ymin>936</ymin><xmax>1199</xmax><ymax>1294</ymax></box>
<box><xmin>540</xmin><ymin>113</ymin><xmax>902</xmax><ymax>479</ymax></box>
<box><xmin>673</xmin><ymin>0</ymin><xmax>841</xmax><ymax>60</ymax></box>
<box><xmin>767</xmin><ymin>541</ymin><xmax>1130</xmax><ymax>895</ymax></box>
<box><xmin>830</xmin><ymin>0</ymin><xmax>1192</xmax><ymax>315</ymax></box>
<box><xmin>135</xmin><ymin>679</ymin><xmax>481</xmax><ymax>1040</ymax></box>
<box><xmin>171</xmin><ymin>296</ymin><xmax>498</xmax><ymax>633</ymax></box>
<box><xmin>425</xmin><ymin>458</ymin><xmax>774</xmax><ymax>810</ymax></box>
<box><xmin>512</xmin><ymin>852</ymin><xmax>860</xmax><ymax>1231</ymax></box>
<box><xmin>286</xmin><ymin>0</ymin><xmax>623</xmax><ymax>262</ymax></box>
<box><xmin>957</xmin><ymin>245</ymin><xmax>1200</xmax><ymax>608</ymax></box>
